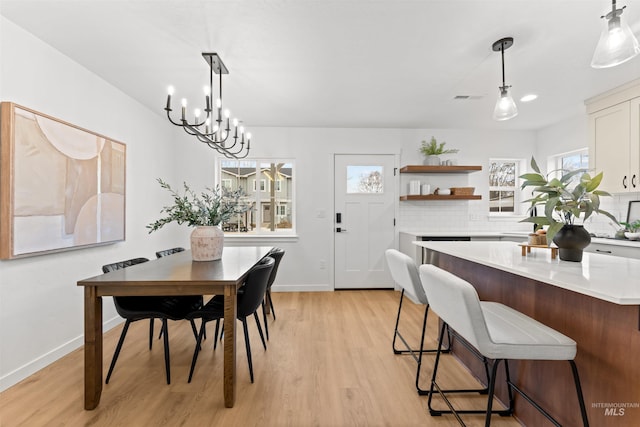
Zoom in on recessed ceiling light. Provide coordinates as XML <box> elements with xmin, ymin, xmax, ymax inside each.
<box><xmin>520</xmin><ymin>94</ymin><xmax>538</xmax><ymax>102</ymax></box>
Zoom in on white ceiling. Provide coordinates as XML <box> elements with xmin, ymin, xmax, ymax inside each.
<box><xmin>1</xmin><ymin>0</ymin><xmax>640</xmax><ymax>131</ymax></box>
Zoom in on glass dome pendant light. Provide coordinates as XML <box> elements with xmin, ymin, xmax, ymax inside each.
<box><xmin>492</xmin><ymin>37</ymin><xmax>518</xmax><ymax>121</ymax></box>
<box><xmin>591</xmin><ymin>0</ymin><xmax>640</xmax><ymax>68</ymax></box>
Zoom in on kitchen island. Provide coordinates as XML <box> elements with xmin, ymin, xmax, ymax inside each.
<box><xmin>415</xmin><ymin>241</ymin><xmax>640</xmax><ymax>426</ymax></box>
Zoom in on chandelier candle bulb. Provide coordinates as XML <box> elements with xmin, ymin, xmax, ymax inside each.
<box><xmin>163</xmin><ymin>52</ymin><xmax>251</xmax><ymax>158</ymax></box>
<box><xmin>165</xmin><ymin>86</ymin><xmax>174</xmax><ymax>110</ymax></box>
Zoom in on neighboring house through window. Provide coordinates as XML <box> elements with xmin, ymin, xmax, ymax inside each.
<box><xmin>219</xmin><ymin>159</ymin><xmax>295</xmax><ymax>234</ymax></box>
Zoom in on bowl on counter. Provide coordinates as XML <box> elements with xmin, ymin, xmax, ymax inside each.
<box><xmin>625</xmin><ymin>232</ymin><xmax>640</xmax><ymax>241</ymax></box>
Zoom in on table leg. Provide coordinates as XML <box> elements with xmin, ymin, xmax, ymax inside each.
<box><xmin>84</xmin><ymin>286</ymin><xmax>102</xmax><ymax>410</ymax></box>
<box><xmin>223</xmin><ymin>285</ymin><xmax>237</xmax><ymax>407</ymax></box>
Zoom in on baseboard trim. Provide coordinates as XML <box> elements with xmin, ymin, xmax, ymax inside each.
<box><xmin>271</xmin><ymin>284</ymin><xmax>333</xmax><ymax>292</ymax></box>
<box><xmin>0</xmin><ymin>316</ymin><xmax>123</xmax><ymax>392</ymax></box>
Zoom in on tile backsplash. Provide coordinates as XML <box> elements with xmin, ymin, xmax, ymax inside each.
<box><xmin>584</xmin><ymin>192</ymin><xmax>640</xmax><ymax>236</ymax></box>
<box><xmin>399</xmin><ymin>192</ymin><xmax>640</xmax><ymax>235</ymax></box>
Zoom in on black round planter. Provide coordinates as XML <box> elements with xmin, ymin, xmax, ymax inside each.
<box><xmin>552</xmin><ymin>224</ymin><xmax>591</xmax><ymax>262</ymax></box>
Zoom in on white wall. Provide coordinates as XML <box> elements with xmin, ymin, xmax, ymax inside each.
<box><xmin>0</xmin><ymin>17</ymin><xmax>188</xmax><ymax>391</ymax></box>
<box><xmin>0</xmin><ymin>17</ymin><xmax>541</xmax><ymax>391</ymax></box>
<box><xmin>194</xmin><ymin>127</ymin><xmax>535</xmax><ymax>292</ymax></box>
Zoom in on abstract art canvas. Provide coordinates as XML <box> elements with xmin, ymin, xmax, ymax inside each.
<box><xmin>0</xmin><ymin>103</ymin><xmax>125</xmax><ymax>259</ymax></box>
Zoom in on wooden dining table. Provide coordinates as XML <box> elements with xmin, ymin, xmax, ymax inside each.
<box><xmin>77</xmin><ymin>246</ymin><xmax>273</xmax><ymax>410</ymax></box>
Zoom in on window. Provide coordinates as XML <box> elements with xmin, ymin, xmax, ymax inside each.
<box><xmin>219</xmin><ymin>159</ymin><xmax>295</xmax><ymax>235</ymax></box>
<box><xmin>221</xmin><ymin>179</ymin><xmax>232</xmax><ymax>191</ymax></box>
<box><xmin>253</xmin><ymin>179</ymin><xmax>267</xmax><ymax>192</ymax></box>
<box><xmin>489</xmin><ymin>159</ymin><xmax>521</xmax><ymax>214</ymax></box>
<box><xmin>550</xmin><ymin>149</ymin><xmax>589</xmax><ymax>185</ymax></box>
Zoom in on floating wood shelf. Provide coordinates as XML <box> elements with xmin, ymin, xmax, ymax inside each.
<box><xmin>399</xmin><ymin>195</ymin><xmax>482</xmax><ymax>201</ymax></box>
<box><xmin>399</xmin><ymin>165</ymin><xmax>482</xmax><ymax>173</ymax></box>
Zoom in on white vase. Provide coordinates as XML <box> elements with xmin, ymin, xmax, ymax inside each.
<box><xmin>423</xmin><ymin>155</ymin><xmax>441</xmax><ymax>166</ymax></box>
<box><xmin>190</xmin><ymin>226</ymin><xmax>224</xmax><ymax>261</ymax></box>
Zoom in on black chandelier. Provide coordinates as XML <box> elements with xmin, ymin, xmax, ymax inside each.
<box><xmin>164</xmin><ymin>53</ymin><xmax>250</xmax><ymax>159</ymax></box>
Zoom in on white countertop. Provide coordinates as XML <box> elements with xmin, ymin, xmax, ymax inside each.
<box><xmin>414</xmin><ymin>241</ymin><xmax>640</xmax><ymax>305</ymax></box>
<box><xmin>400</xmin><ymin>230</ymin><xmax>640</xmax><ymax>248</ymax></box>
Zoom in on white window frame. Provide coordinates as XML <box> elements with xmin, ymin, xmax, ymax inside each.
<box><xmin>218</xmin><ymin>159</ymin><xmax>296</xmax><ymax>237</ymax></box>
<box><xmin>547</xmin><ymin>148</ymin><xmax>589</xmax><ymax>181</ymax></box>
<box><xmin>488</xmin><ymin>158</ymin><xmax>526</xmax><ymax>217</ymax></box>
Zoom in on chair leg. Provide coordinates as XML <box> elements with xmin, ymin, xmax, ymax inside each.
<box><xmin>149</xmin><ymin>319</ymin><xmax>155</xmax><ymax>350</ymax></box>
<box><xmin>268</xmin><ymin>290</ymin><xmax>276</xmax><ymax>320</ymax></box>
<box><xmin>415</xmin><ymin>304</ymin><xmax>430</xmax><ymax>395</ymax></box>
<box><xmin>214</xmin><ymin>319</ymin><xmax>221</xmax><ymax>350</ymax></box>
<box><xmin>161</xmin><ymin>318</ymin><xmax>171</xmax><ymax>384</ymax></box>
<box><xmin>569</xmin><ymin>360</ymin><xmax>590</xmax><ymax>427</ymax></box>
<box><xmin>427</xmin><ymin>322</ymin><xmax>448</xmax><ymax>416</ymax></box>
<box><xmin>189</xmin><ymin>319</ymin><xmax>199</xmax><ymax>341</ymax></box>
<box><xmin>484</xmin><ymin>359</ymin><xmax>503</xmax><ymax>427</ymax></box>
<box><xmin>262</xmin><ymin>301</ymin><xmax>270</xmax><ymax>341</ymax></box>
<box><xmin>253</xmin><ymin>311</ymin><xmax>267</xmax><ymax>350</ymax></box>
<box><xmin>106</xmin><ymin>320</ymin><xmax>132</xmax><ymax>384</ymax></box>
<box><xmin>188</xmin><ymin>322</ymin><xmax>207</xmax><ymax>383</ymax></box>
<box><xmin>392</xmin><ymin>289</ymin><xmax>406</xmax><ymax>354</ymax></box>
<box><xmin>242</xmin><ymin>318</ymin><xmax>254</xmax><ymax>383</ymax></box>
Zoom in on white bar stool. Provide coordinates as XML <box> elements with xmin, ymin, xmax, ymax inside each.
<box><xmin>418</xmin><ymin>264</ymin><xmax>589</xmax><ymax>427</ymax></box>
<box><xmin>385</xmin><ymin>249</ymin><xmax>446</xmax><ymax>395</ymax></box>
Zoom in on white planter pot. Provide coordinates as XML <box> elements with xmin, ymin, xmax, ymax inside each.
<box><xmin>423</xmin><ymin>155</ymin><xmax>441</xmax><ymax>166</ymax></box>
<box><xmin>190</xmin><ymin>226</ymin><xmax>224</xmax><ymax>261</ymax></box>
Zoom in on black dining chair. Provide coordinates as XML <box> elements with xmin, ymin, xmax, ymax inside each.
<box><xmin>154</xmin><ymin>247</ymin><xmax>202</xmax><ymax>340</ymax></box>
<box><xmin>155</xmin><ymin>246</ymin><xmax>185</xmax><ymax>258</ymax></box>
<box><xmin>186</xmin><ymin>256</ymin><xmax>275</xmax><ymax>383</ymax></box>
<box><xmin>261</xmin><ymin>247</ymin><xmax>285</xmax><ymax>340</ymax></box>
<box><xmin>102</xmin><ymin>257</ymin><xmax>202</xmax><ymax>384</ymax></box>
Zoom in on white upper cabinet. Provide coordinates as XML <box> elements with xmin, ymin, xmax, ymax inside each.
<box><xmin>587</xmin><ymin>79</ymin><xmax>640</xmax><ymax>194</ymax></box>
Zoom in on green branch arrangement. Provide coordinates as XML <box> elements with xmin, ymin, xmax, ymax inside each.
<box><xmin>419</xmin><ymin>136</ymin><xmax>459</xmax><ymax>156</ymax></box>
<box><xmin>147</xmin><ymin>178</ymin><xmax>249</xmax><ymax>232</ymax></box>
<box><xmin>519</xmin><ymin>157</ymin><xmax>618</xmax><ymax>244</ymax></box>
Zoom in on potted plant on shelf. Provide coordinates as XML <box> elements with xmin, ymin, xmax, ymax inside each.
<box><xmin>147</xmin><ymin>178</ymin><xmax>249</xmax><ymax>261</ymax></box>
<box><xmin>420</xmin><ymin>136</ymin><xmax>459</xmax><ymax>166</ymax></box>
<box><xmin>519</xmin><ymin>157</ymin><xmax>618</xmax><ymax>262</ymax></box>
<box><xmin>620</xmin><ymin>219</ymin><xmax>640</xmax><ymax>240</ymax></box>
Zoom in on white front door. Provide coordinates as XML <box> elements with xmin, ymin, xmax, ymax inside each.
<box><xmin>334</xmin><ymin>154</ymin><xmax>396</xmax><ymax>289</ymax></box>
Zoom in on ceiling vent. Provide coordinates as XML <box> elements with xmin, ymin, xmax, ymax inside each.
<box><xmin>454</xmin><ymin>95</ymin><xmax>484</xmax><ymax>100</ymax></box>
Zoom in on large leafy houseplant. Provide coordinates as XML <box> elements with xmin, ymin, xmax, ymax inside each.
<box><xmin>519</xmin><ymin>157</ymin><xmax>618</xmax><ymax>245</ymax></box>
<box><xmin>147</xmin><ymin>178</ymin><xmax>248</xmax><ymax>232</ymax></box>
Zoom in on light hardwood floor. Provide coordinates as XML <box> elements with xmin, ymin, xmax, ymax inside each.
<box><xmin>0</xmin><ymin>291</ymin><xmax>521</xmax><ymax>427</ymax></box>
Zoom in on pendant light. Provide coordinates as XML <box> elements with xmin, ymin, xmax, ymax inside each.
<box><xmin>591</xmin><ymin>0</ymin><xmax>640</xmax><ymax>68</ymax></box>
<box><xmin>492</xmin><ymin>37</ymin><xmax>518</xmax><ymax>121</ymax></box>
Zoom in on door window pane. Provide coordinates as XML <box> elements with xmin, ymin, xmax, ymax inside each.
<box><xmin>346</xmin><ymin>165</ymin><xmax>383</xmax><ymax>194</ymax></box>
